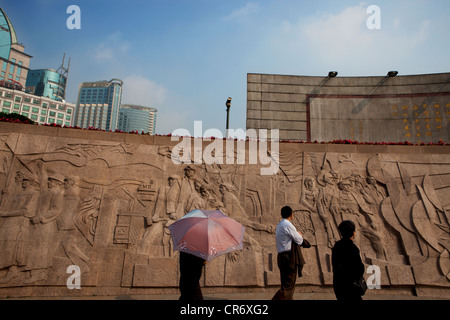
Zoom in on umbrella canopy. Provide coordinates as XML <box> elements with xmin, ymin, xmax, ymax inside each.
<box><xmin>168</xmin><ymin>209</ymin><xmax>245</xmax><ymax>261</ymax></box>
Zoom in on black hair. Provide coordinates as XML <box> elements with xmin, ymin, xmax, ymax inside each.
<box><xmin>338</xmin><ymin>220</ymin><xmax>356</xmax><ymax>239</ymax></box>
<box><xmin>281</xmin><ymin>206</ymin><xmax>293</xmax><ymax>219</ymax></box>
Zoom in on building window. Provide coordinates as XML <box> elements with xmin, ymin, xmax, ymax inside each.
<box><xmin>32</xmin><ymin>107</ymin><xmax>39</xmax><ymax>114</ymax></box>
<box><xmin>42</xmin><ymin>103</ymin><xmax>48</xmax><ymax>108</ymax></box>
<box><xmin>57</xmin><ymin>120</ymin><xmax>63</xmax><ymax>125</ymax></box>
<box><xmin>48</xmin><ymin>118</ymin><xmax>55</xmax><ymax>123</ymax></box>
<box><xmin>13</xmin><ymin>104</ymin><xmax>20</xmax><ymax>110</ymax></box>
<box><xmin>40</xmin><ymin>116</ymin><xmax>45</xmax><ymax>122</ymax></box>
<box><xmin>49</xmin><ymin>111</ymin><xmax>56</xmax><ymax>117</ymax></box>
<box><xmin>2</xmin><ymin>62</ymin><xmax>6</xmax><ymax>71</ymax></box>
<box><xmin>30</xmin><ymin>114</ymin><xmax>38</xmax><ymax>121</ymax></box>
<box><xmin>66</xmin><ymin>115</ymin><xmax>71</xmax><ymax>121</ymax></box>
<box><xmin>15</xmin><ymin>96</ymin><xmax>21</xmax><ymax>102</ymax></box>
<box><xmin>67</xmin><ymin>108</ymin><xmax>72</xmax><ymax>114</ymax></box>
<box><xmin>22</xmin><ymin>112</ymin><xmax>29</xmax><ymax>117</ymax></box>
<box><xmin>3</xmin><ymin>101</ymin><xmax>11</xmax><ymax>107</ymax></box>
<box><xmin>2</xmin><ymin>108</ymin><xmax>10</xmax><ymax>113</ymax></box>
<box><xmin>40</xmin><ymin>110</ymin><xmax>47</xmax><ymax>115</ymax></box>
<box><xmin>57</xmin><ymin>113</ymin><xmax>64</xmax><ymax>119</ymax></box>
<box><xmin>22</xmin><ymin>105</ymin><xmax>30</xmax><ymax>112</ymax></box>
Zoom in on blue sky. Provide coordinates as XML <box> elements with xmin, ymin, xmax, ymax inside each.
<box><xmin>2</xmin><ymin>0</ymin><xmax>450</xmax><ymax>136</ymax></box>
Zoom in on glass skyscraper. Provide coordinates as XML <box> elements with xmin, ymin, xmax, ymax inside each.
<box><xmin>0</xmin><ymin>8</ymin><xmax>32</xmax><ymax>88</ymax></box>
<box><xmin>25</xmin><ymin>69</ymin><xmax>67</xmax><ymax>102</ymax></box>
<box><xmin>118</xmin><ymin>104</ymin><xmax>157</xmax><ymax>134</ymax></box>
<box><xmin>75</xmin><ymin>79</ymin><xmax>123</xmax><ymax>131</ymax></box>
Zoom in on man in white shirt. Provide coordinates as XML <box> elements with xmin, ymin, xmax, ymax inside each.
<box><xmin>272</xmin><ymin>206</ymin><xmax>304</xmax><ymax>300</ymax></box>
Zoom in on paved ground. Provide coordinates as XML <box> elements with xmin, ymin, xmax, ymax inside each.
<box><xmin>3</xmin><ymin>291</ymin><xmax>447</xmax><ymax>300</ymax></box>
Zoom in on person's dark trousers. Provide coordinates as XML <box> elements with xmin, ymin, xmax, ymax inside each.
<box><xmin>179</xmin><ymin>252</ymin><xmax>205</xmax><ymax>301</ymax></box>
<box><xmin>333</xmin><ymin>284</ymin><xmax>362</xmax><ymax>302</ymax></box>
<box><xmin>272</xmin><ymin>251</ymin><xmax>297</xmax><ymax>300</ymax></box>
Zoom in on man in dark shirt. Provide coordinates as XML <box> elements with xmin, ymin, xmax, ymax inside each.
<box><xmin>332</xmin><ymin>220</ymin><xmax>365</xmax><ymax>301</ymax></box>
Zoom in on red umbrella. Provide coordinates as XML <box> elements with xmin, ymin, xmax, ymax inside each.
<box><xmin>168</xmin><ymin>209</ymin><xmax>245</xmax><ymax>261</ymax></box>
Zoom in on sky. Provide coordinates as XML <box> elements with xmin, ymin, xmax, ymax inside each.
<box><xmin>2</xmin><ymin>0</ymin><xmax>450</xmax><ymax>137</ymax></box>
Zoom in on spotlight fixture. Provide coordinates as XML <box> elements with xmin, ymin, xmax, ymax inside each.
<box><xmin>328</xmin><ymin>71</ymin><xmax>338</xmax><ymax>77</ymax></box>
<box><xmin>226</xmin><ymin>97</ymin><xmax>232</xmax><ymax>108</ymax></box>
<box><xmin>387</xmin><ymin>71</ymin><xmax>398</xmax><ymax>77</ymax></box>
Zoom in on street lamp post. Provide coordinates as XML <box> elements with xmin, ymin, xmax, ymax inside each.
<box><xmin>225</xmin><ymin>97</ymin><xmax>231</xmax><ymax>137</ymax></box>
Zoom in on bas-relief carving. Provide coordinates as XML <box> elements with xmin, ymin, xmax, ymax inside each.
<box><xmin>0</xmin><ymin>132</ymin><xmax>448</xmax><ymax>297</ymax></box>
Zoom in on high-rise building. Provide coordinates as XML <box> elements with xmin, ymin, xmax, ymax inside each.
<box><xmin>0</xmin><ymin>8</ymin><xmax>32</xmax><ymax>88</ymax></box>
<box><xmin>25</xmin><ymin>69</ymin><xmax>67</xmax><ymax>102</ymax></box>
<box><xmin>25</xmin><ymin>54</ymin><xmax>70</xmax><ymax>102</ymax></box>
<box><xmin>75</xmin><ymin>78</ymin><xmax>123</xmax><ymax>131</ymax></box>
<box><xmin>118</xmin><ymin>104</ymin><xmax>157</xmax><ymax>134</ymax></box>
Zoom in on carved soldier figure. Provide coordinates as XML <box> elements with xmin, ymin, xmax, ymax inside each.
<box><xmin>331</xmin><ymin>179</ymin><xmax>386</xmax><ymax>260</ymax></box>
<box><xmin>220</xmin><ymin>183</ymin><xmax>273</xmax><ymax>256</ymax></box>
<box><xmin>138</xmin><ymin>175</ymin><xmax>181</xmax><ymax>256</ymax></box>
<box><xmin>175</xmin><ymin>166</ymin><xmax>202</xmax><ymax>218</ymax></box>
<box><xmin>0</xmin><ymin>171</ymin><xmax>40</xmax><ymax>283</ymax></box>
<box><xmin>316</xmin><ymin>171</ymin><xmax>340</xmax><ymax>248</ymax></box>
<box><xmin>57</xmin><ymin>176</ymin><xmax>90</xmax><ymax>274</ymax></box>
<box><xmin>24</xmin><ymin>171</ymin><xmax>65</xmax><ymax>284</ymax></box>
<box><xmin>184</xmin><ymin>180</ymin><xmax>204</xmax><ymax>213</ymax></box>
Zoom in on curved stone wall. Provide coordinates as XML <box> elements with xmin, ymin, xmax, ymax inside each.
<box><xmin>0</xmin><ymin>122</ymin><xmax>448</xmax><ymax>298</ymax></box>
<box><xmin>247</xmin><ymin>72</ymin><xmax>450</xmax><ymax>144</ymax></box>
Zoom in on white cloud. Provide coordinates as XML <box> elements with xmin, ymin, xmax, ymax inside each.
<box><xmin>268</xmin><ymin>4</ymin><xmax>435</xmax><ymax>74</ymax></box>
<box><xmin>90</xmin><ymin>32</ymin><xmax>129</xmax><ymax>62</ymax></box>
<box><xmin>301</xmin><ymin>5</ymin><xmax>372</xmax><ymax>60</ymax></box>
<box><xmin>122</xmin><ymin>75</ymin><xmax>168</xmax><ymax>107</ymax></box>
<box><xmin>412</xmin><ymin>20</ymin><xmax>431</xmax><ymax>46</ymax></box>
<box><xmin>222</xmin><ymin>2</ymin><xmax>258</xmax><ymax>21</ymax></box>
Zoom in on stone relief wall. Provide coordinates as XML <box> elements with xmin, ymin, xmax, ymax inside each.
<box><xmin>0</xmin><ymin>125</ymin><xmax>448</xmax><ymax>298</ymax></box>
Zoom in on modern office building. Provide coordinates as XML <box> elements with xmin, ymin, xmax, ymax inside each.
<box><xmin>25</xmin><ymin>54</ymin><xmax>70</xmax><ymax>102</ymax></box>
<box><xmin>0</xmin><ymin>83</ymin><xmax>75</xmax><ymax>126</ymax></box>
<box><xmin>25</xmin><ymin>69</ymin><xmax>67</xmax><ymax>102</ymax></box>
<box><xmin>0</xmin><ymin>8</ymin><xmax>32</xmax><ymax>88</ymax></box>
<box><xmin>118</xmin><ymin>104</ymin><xmax>157</xmax><ymax>134</ymax></box>
<box><xmin>74</xmin><ymin>78</ymin><xmax>123</xmax><ymax>131</ymax></box>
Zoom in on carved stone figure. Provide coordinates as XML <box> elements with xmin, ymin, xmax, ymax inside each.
<box><xmin>0</xmin><ymin>126</ymin><xmax>448</xmax><ymax>298</ymax></box>
<box><xmin>0</xmin><ymin>171</ymin><xmax>39</xmax><ymax>283</ymax></box>
<box><xmin>24</xmin><ymin>171</ymin><xmax>65</xmax><ymax>284</ymax></box>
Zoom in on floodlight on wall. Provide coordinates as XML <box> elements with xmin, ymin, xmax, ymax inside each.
<box><xmin>387</xmin><ymin>71</ymin><xmax>398</xmax><ymax>77</ymax></box>
<box><xmin>328</xmin><ymin>71</ymin><xmax>338</xmax><ymax>77</ymax></box>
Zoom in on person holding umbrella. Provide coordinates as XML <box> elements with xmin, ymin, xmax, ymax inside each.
<box><xmin>168</xmin><ymin>209</ymin><xmax>245</xmax><ymax>301</ymax></box>
<box><xmin>272</xmin><ymin>206</ymin><xmax>304</xmax><ymax>300</ymax></box>
<box><xmin>179</xmin><ymin>251</ymin><xmax>207</xmax><ymax>301</ymax></box>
